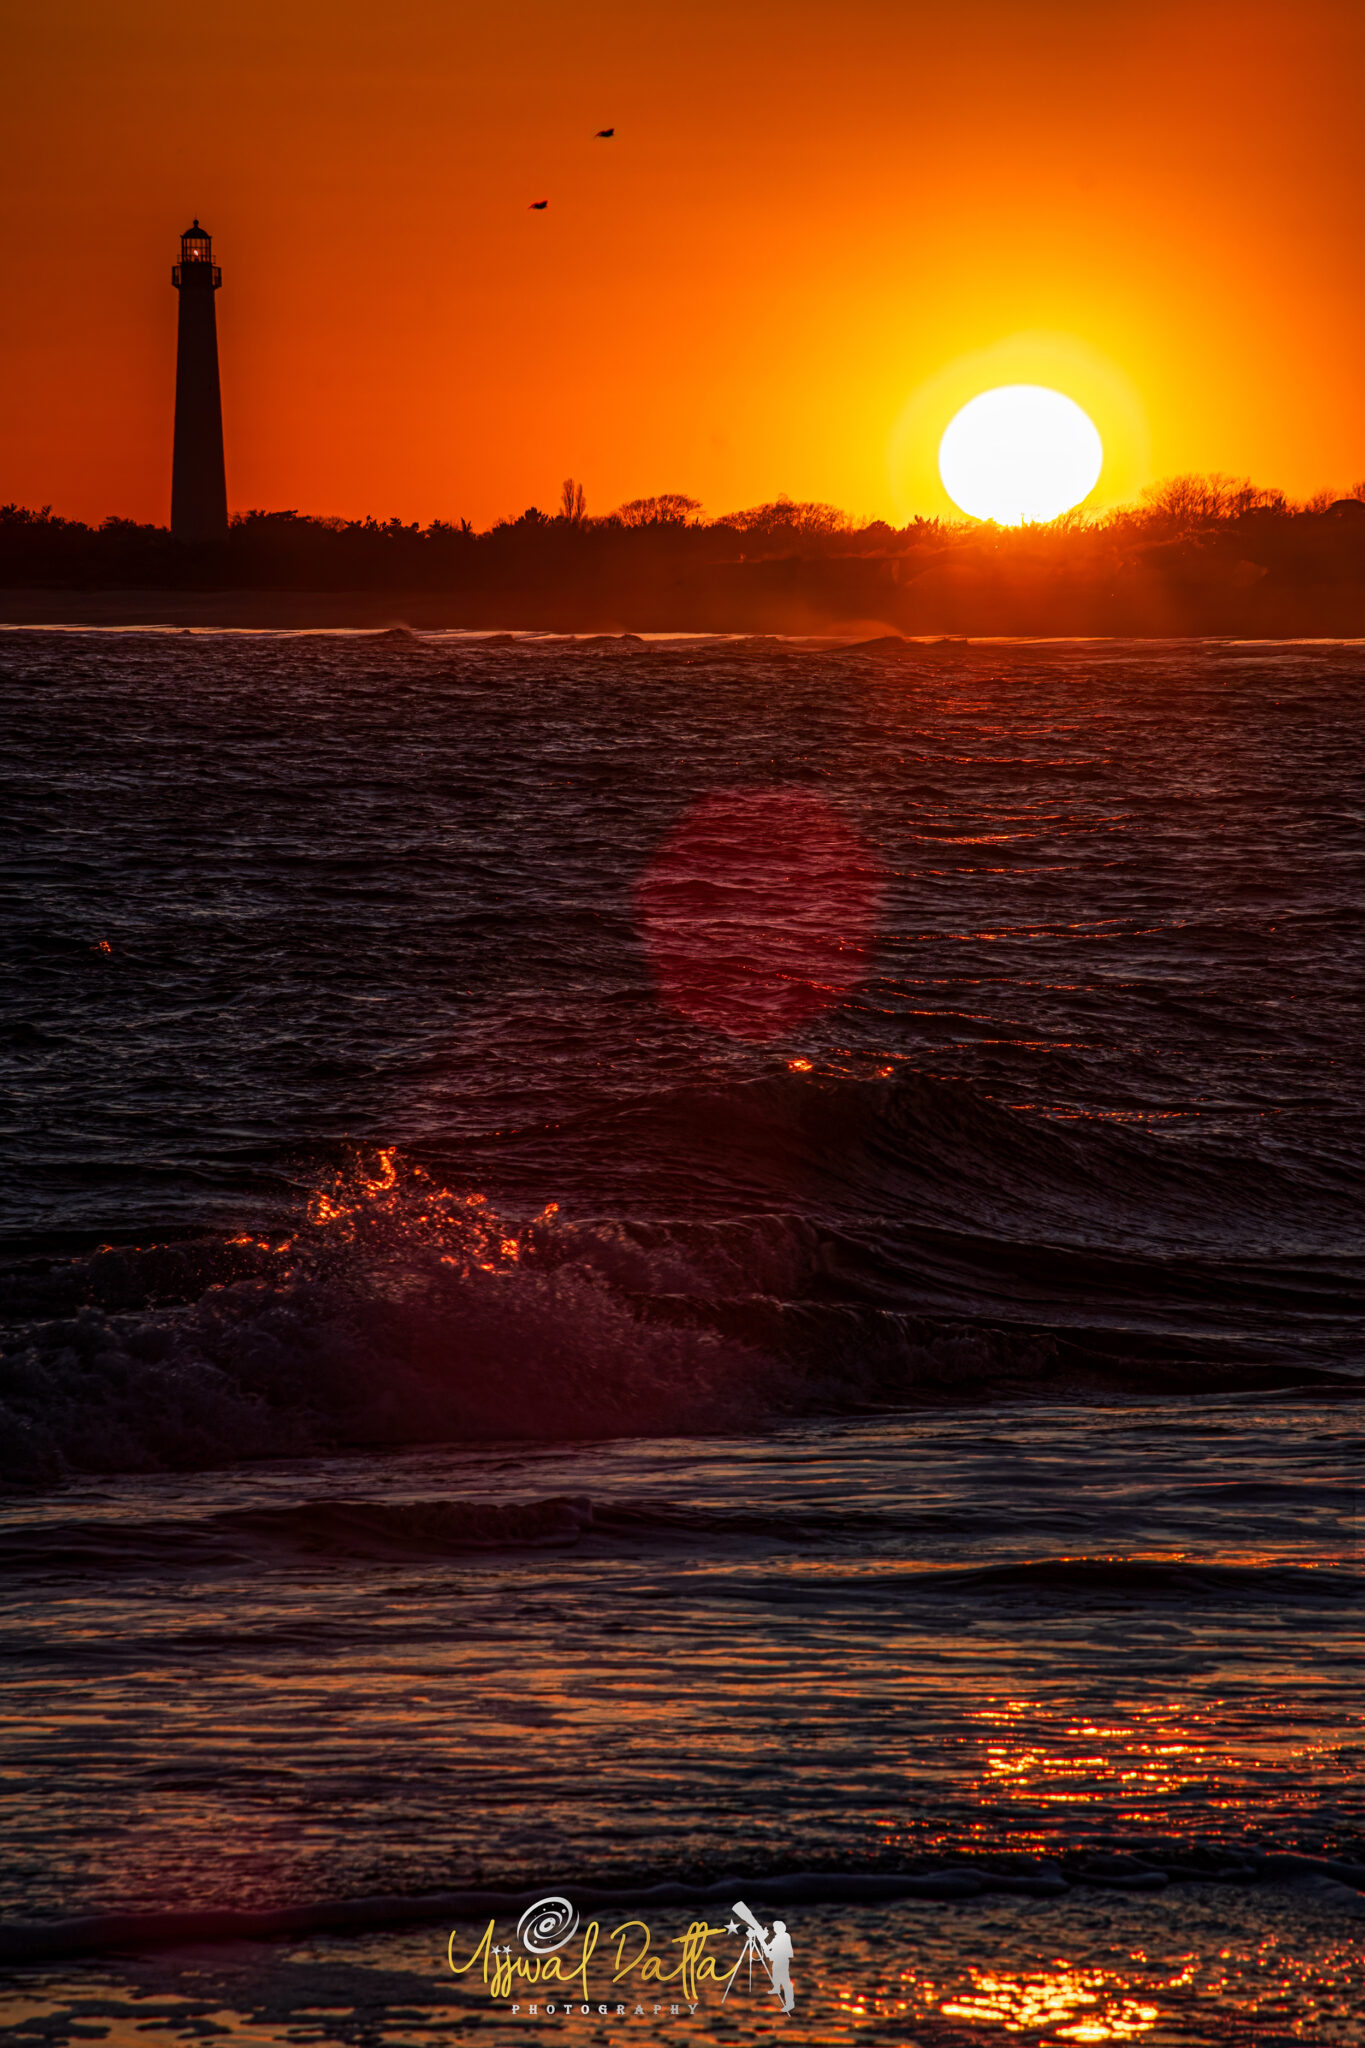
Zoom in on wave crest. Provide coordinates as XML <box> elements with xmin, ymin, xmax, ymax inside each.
<box><xmin>0</xmin><ymin>1154</ymin><xmax>772</xmax><ymax>1487</ymax></box>
<box><xmin>2</xmin><ymin>1123</ymin><xmax>1356</xmax><ymax>1490</ymax></box>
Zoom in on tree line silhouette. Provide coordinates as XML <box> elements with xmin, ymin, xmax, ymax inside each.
<box><xmin>3</xmin><ymin>475</ymin><xmax>1364</xmax><ymax>633</ymax></box>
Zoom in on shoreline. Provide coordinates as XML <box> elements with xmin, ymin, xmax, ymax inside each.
<box><xmin>5</xmin><ymin>586</ymin><xmax>1365</xmax><ymax>638</ymax></box>
<box><xmin>4</xmin><ymin>1851</ymin><xmax>1364</xmax><ymax>1963</ymax></box>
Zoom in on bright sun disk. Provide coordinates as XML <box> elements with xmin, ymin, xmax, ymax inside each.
<box><xmin>939</xmin><ymin>384</ymin><xmax>1103</xmax><ymax>525</ymax></box>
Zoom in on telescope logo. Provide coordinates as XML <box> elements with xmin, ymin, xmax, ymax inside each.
<box><xmin>449</xmin><ymin>1895</ymin><xmax>797</xmax><ymax>2019</ymax></box>
<box><xmin>727</xmin><ymin>1901</ymin><xmax>796</xmax><ymax>2015</ymax></box>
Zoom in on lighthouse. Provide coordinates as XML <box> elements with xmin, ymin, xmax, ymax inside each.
<box><xmin>170</xmin><ymin>220</ymin><xmax>228</xmax><ymax>543</ymax></box>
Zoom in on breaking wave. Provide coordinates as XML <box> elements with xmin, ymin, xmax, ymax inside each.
<box><xmin>2</xmin><ymin>1065</ymin><xmax>1360</xmax><ymax>1489</ymax></box>
<box><xmin>0</xmin><ymin>1154</ymin><xmax>778</xmax><ymax>1488</ymax></box>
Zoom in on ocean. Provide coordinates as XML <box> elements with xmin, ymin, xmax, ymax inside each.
<box><xmin>0</xmin><ymin>629</ymin><xmax>1361</xmax><ymax>2045</ymax></box>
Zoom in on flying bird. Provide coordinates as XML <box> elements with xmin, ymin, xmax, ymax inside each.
<box><xmin>528</xmin><ymin>200</ymin><xmax>548</xmax><ymax>209</ymax></box>
<box><xmin>594</xmin><ymin>128</ymin><xmax>614</xmax><ymax>138</ymax></box>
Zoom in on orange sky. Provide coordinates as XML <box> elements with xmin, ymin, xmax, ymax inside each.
<box><xmin>3</xmin><ymin>0</ymin><xmax>1363</xmax><ymax>528</ymax></box>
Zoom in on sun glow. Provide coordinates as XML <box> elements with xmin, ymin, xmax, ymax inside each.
<box><xmin>938</xmin><ymin>384</ymin><xmax>1103</xmax><ymax>524</ymax></box>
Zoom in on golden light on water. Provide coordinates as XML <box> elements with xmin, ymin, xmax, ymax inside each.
<box><xmin>938</xmin><ymin>385</ymin><xmax>1104</xmax><ymax>524</ymax></box>
<box><xmin>940</xmin><ymin>1967</ymin><xmax>1160</xmax><ymax>2040</ymax></box>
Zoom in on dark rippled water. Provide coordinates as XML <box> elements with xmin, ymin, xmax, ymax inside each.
<box><xmin>0</xmin><ymin>630</ymin><xmax>1362</xmax><ymax>2044</ymax></box>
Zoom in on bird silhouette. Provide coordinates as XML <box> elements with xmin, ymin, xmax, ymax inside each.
<box><xmin>595</xmin><ymin>128</ymin><xmax>614</xmax><ymax>138</ymax></box>
<box><xmin>528</xmin><ymin>200</ymin><xmax>548</xmax><ymax>210</ymax></box>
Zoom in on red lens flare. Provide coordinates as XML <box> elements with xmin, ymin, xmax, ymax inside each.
<box><xmin>636</xmin><ymin>787</ymin><xmax>883</xmax><ymax>1043</ymax></box>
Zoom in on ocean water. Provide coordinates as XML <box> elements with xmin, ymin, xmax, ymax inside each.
<box><xmin>0</xmin><ymin>629</ymin><xmax>1361</xmax><ymax>2044</ymax></box>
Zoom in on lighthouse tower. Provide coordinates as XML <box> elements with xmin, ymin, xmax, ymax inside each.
<box><xmin>170</xmin><ymin>220</ymin><xmax>228</xmax><ymax>543</ymax></box>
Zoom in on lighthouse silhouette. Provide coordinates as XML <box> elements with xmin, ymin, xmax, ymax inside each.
<box><xmin>171</xmin><ymin>221</ymin><xmax>228</xmax><ymax>542</ymax></box>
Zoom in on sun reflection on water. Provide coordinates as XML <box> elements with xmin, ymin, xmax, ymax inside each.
<box><xmin>963</xmin><ymin>1695</ymin><xmax>1327</xmax><ymax>1834</ymax></box>
<box><xmin>939</xmin><ymin>1966</ymin><xmax>1160</xmax><ymax>2040</ymax></box>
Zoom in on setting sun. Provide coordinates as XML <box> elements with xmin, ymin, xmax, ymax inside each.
<box><xmin>938</xmin><ymin>385</ymin><xmax>1104</xmax><ymax>525</ymax></box>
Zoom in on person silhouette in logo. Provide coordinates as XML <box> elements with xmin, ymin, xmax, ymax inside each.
<box><xmin>766</xmin><ymin>1919</ymin><xmax>795</xmax><ymax>2014</ymax></box>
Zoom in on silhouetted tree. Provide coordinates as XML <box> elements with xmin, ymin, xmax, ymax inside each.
<box><xmin>614</xmin><ymin>494</ymin><xmax>702</xmax><ymax>527</ymax></box>
<box><xmin>1136</xmin><ymin>474</ymin><xmax>1287</xmax><ymax>534</ymax></box>
<box><xmin>4</xmin><ymin>474</ymin><xmax>1364</xmax><ymax>634</ymax></box>
<box><xmin>723</xmin><ymin>496</ymin><xmax>851</xmax><ymax>540</ymax></box>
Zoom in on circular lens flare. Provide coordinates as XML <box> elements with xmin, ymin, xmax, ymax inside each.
<box><xmin>637</xmin><ymin>788</ymin><xmax>882</xmax><ymax>1043</ymax></box>
<box><xmin>938</xmin><ymin>385</ymin><xmax>1103</xmax><ymax>524</ymax></box>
